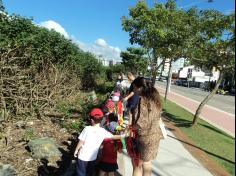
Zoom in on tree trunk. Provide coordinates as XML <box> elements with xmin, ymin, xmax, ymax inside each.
<box><xmin>192</xmin><ymin>71</ymin><xmax>224</xmax><ymax>126</ymax></box>
<box><xmin>159</xmin><ymin>59</ymin><xmax>165</xmax><ymax>81</ymax></box>
<box><xmin>151</xmin><ymin>49</ymin><xmax>158</xmax><ymax>86</ymax></box>
<box><xmin>164</xmin><ymin>59</ymin><xmax>173</xmax><ymax>101</ymax></box>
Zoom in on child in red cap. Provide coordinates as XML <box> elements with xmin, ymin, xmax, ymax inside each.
<box><xmin>74</xmin><ymin>108</ymin><xmax>127</xmax><ymax>176</ymax></box>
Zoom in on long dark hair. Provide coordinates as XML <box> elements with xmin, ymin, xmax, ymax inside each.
<box><xmin>132</xmin><ymin>77</ymin><xmax>161</xmax><ymax>110</ymax></box>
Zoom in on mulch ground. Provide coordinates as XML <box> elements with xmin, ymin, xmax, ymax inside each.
<box><xmin>0</xmin><ymin>118</ymin><xmax>77</xmax><ymax>176</ymax></box>
<box><xmin>162</xmin><ymin>116</ymin><xmax>231</xmax><ymax>176</ymax></box>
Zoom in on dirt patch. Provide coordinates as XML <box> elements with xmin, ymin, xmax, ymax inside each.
<box><xmin>0</xmin><ymin>118</ymin><xmax>78</xmax><ymax>176</ymax></box>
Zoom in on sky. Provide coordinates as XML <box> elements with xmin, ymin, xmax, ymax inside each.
<box><xmin>3</xmin><ymin>0</ymin><xmax>235</xmax><ymax>61</ymax></box>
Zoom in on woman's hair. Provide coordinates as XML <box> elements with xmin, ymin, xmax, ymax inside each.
<box><xmin>132</xmin><ymin>77</ymin><xmax>161</xmax><ymax>110</ymax></box>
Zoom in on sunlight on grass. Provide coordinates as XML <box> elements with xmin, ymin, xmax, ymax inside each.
<box><xmin>162</xmin><ymin>98</ymin><xmax>235</xmax><ymax>175</ymax></box>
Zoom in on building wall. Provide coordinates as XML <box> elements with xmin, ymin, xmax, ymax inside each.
<box><xmin>178</xmin><ymin>65</ymin><xmax>220</xmax><ymax>83</ymax></box>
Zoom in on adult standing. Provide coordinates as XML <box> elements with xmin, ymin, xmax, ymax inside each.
<box><xmin>130</xmin><ymin>77</ymin><xmax>163</xmax><ymax>176</ymax></box>
<box><xmin>123</xmin><ymin>72</ymin><xmax>140</xmax><ymax>124</ymax></box>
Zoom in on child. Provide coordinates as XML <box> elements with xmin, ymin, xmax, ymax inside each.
<box><xmin>104</xmin><ymin>99</ymin><xmax>116</xmax><ymax>114</ymax></box>
<box><xmin>111</xmin><ymin>92</ymin><xmax>124</xmax><ymax>126</ymax></box>
<box><xmin>74</xmin><ymin>108</ymin><xmax>126</xmax><ymax>176</ymax></box>
<box><xmin>100</xmin><ymin>99</ymin><xmax>116</xmax><ymax>128</ymax></box>
<box><xmin>98</xmin><ymin>117</ymin><xmax>122</xmax><ymax>176</ymax></box>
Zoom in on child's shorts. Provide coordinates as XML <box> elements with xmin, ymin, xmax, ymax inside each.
<box><xmin>76</xmin><ymin>159</ymin><xmax>96</xmax><ymax>176</ymax></box>
<box><xmin>98</xmin><ymin>161</ymin><xmax>118</xmax><ymax>172</ymax></box>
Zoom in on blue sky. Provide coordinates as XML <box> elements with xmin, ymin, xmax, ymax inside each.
<box><xmin>3</xmin><ymin>0</ymin><xmax>235</xmax><ymax>61</ymax></box>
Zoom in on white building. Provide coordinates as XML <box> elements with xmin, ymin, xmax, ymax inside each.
<box><xmin>178</xmin><ymin>65</ymin><xmax>220</xmax><ymax>83</ymax></box>
<box><xmin>157</xmin><ymin>58</ymin><xmax>185</xmax><ymax>77</ymax></box>
<box><xmin>97</xmin><ymin>58</ymin><xmax>122</xmax><ymax>67</ymax></box>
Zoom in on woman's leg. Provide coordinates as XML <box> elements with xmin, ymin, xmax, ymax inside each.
<box><xmin>98</xmin><ymin>170</ymin><xmax>106</xmax><ymax>176</ymax></box>
<box><xmin>142</xmin><ymin>161</ymin><xmax>152</xmax><ymax>176</ymax></box>
<box><xmin>132</xmin><ymin>158</ymin><xmax>143</xmax><ymax>176</ymax></box>
<box><xmin>108</xmin><ymin>172</ymin><xmax>115</xmax><ymax>176</ymax></box>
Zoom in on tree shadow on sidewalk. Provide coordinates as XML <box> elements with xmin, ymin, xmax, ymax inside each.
<box><xmin>168</xmin><ymin>135</ymin><xmax>235</xmax><ymax>165</ymax></box>
<box><xmin>163</xmin><ymin>111</ymin><xmax>233</xmax><ymax>138</ymax></box>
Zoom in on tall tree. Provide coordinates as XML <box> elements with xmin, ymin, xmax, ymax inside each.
<box><xmin>120</xmin><ymin>47</ymin><xmax>148</xmax><ymax>75</ymax></box>
<box><xmin>188</xmin><ymin>10</ymin><xmax>235</xmax><ymax>125</ymax></box>
<box><xmin>0</xmin><ymin>0</ymin><xmax>5</xmax><ymax>12</ymax></box>
<box><xmin>121</xmin><ymin>0</ymin><xmax>195</xmax><ymax>92</ymax></box>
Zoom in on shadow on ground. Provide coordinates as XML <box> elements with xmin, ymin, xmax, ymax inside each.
<box><xmin>162</xmin><ymin>111</ymin><xmax>233</xmax><ymax>138</ymax></box>
<box><xmin>37</xmin><ymin>132</ymin><xmax>78</xmax><ymax>176</ymax></box>
<box><xmin>162</xmin><ymin>111</ymin><xmax>235</xmax><ymax>166</ymax></box>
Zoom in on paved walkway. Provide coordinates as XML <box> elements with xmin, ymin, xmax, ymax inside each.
<box><xmin>117</xmin><ymin>129</ymin><xmax>213</xmax><ymax>176</ymax></box>
<box><xmin>157</xmin><ymin>86</ymin><xmax>235</xmax><ymax>137</ymax></box>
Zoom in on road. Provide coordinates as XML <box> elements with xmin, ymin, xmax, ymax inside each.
<box><xmin>156</xmin><ymin>81</ymin><xmax>235</xmax><ymax>115</ymax></box>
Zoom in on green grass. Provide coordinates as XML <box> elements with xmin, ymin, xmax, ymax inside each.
<box><xmin>162</xmin><ymin>98</ymin><xmax>235</xmax><ymax>175</ymax></box>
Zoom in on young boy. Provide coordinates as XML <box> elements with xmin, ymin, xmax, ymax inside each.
<box><xmin>74</xmin><ymin>108</ymin><xmax>126</xmax><ymax>176</ymax></box>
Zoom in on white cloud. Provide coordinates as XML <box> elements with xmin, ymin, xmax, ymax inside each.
<box><xmin>40</xmin><ymin>20</ymin><xmax>69</xmax><ymax>38</ymax></box>
<box><xmin>39</xmin><ymin>21</ymin><xmax>122</xmax><ymax>61</ymax></box>
<box><xmin>76</xmin><ymin>38</ymin><xmax>122</xmax><ymax>61</ymax></box>
<box><xmin>95</xmin><ymin>38</ymin><xmax>108</xmax><ymax>47</ymax></box>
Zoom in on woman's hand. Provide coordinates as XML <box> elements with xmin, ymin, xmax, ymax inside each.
<box><xmin>123</xmin><ymin>96</ymin><xmax>128</xmax><ymax>102</ymax></box>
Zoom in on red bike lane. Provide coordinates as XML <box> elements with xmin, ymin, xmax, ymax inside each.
<box><xmin>157</xmin><ymin>86</ymin><xmax>235</xmax><ymax>137</ymax></box>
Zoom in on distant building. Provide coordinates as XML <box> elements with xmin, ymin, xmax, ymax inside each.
<box><xmin>97</xmin><ymin>56</ymin><xmax>122</xmax><ymax>67</ymax></box>
<box><xmin>157</xmin><ymin>58</ymin><xmax>185</xmax><ymax>77</ymax></box>
<box><xmin>178</xmin><ymin>65</ymin><xmax>220</xmax><ymax>87</ymax></box>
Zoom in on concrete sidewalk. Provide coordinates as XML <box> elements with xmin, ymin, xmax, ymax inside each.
<box><xmin>117</xmin><ymin>129</ymin><xmax>213</xmax><ymax>176</ymax></box>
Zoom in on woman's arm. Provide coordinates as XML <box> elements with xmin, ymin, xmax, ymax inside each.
<box><xmin>124</xmin><ymin>91</ymin><xmax>134</xmax><ymax>101</ymax></box>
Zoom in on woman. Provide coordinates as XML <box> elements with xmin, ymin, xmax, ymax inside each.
<box><xmin>130</xmin><ymin>77</ymin><xmax>163</xmax><ymax>176</ymax></box>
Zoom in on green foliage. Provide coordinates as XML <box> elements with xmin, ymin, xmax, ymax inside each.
<box><xmin>163</xmin><ymin>98</ymin><xmax>235</xmax><ymax>175</ymax></box>
<box><xmin>96</xmin><ymin>81</ymin><xmax>114</xmax><ymax>94</ymax></box>
<box><xmin>0</xmin><ymin>13</ymin><xmax>102</xmax><ymax>89</ymax></box>
<box><xmin>23</xmin><ymin>128</ymin><xmax>37</xmax><ymax>141</ymax></box>
<box><xmin>69</xmin><ymin>121</ymin><xmax>81</xmax><ymax>130</ymax></box>
<box><xmin>121</xmin><ymin>0</ymin><xmax>196</xmax><ymax>83</ymax></box>
<box><xmin>103</xmin><ymin>64</ymin><xmax>125</xmax><ymax>81</ymax></box>
<box><xmin>0</xmin><ymin>13</ymin><xmax>106</xmax><ymax>119</ymax></box>
<box><xmin>120</xmin><ymin>47</ymin><xmax>149</xmax><ymax>75</ymax></box>
<box><xmin>79</xmin><ymin>53</ymin><xmax>103</xmax><ymax>89</ymax></box>
<box><xmin>55</xmin><ymin>102</ymin><xmax>71</xmax><ymax>118</ymax></box>
<box><xmin>186</xmin><ymin>10</ymin><xmax>235</xmax><ymax>74</ymax></box>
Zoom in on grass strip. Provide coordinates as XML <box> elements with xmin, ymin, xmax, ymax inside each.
<box><xmin>162</xmin><ymin>98</ymin><xmax>235</xmax><ymax>175</ymax></box>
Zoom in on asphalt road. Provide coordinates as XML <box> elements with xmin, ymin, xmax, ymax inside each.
<box><xmin>156</xmin><ymin>81</ymin><xmax>235</xmax><ymax>115</ymax></box>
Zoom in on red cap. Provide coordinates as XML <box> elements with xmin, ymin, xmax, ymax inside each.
<box><xmin>105</xmin><ymin>99</ymin><xmax>115</xmax><ymax>109</ymax></box>
<box><xmin>89</xmin><ymin>108</ymin><xmax>104</xmax><ymax>119</ymax></box>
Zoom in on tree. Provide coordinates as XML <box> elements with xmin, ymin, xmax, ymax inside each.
<box><xmin>120</xmin><ymin>47</ymin><xmax>148</xmax><ymax>75</ymax></box>
<box><xmin>0</xmin><ymin>0</ymin><xmax>5</xmax><ymax>12</ymax></box>
<box><xmin>188</xmin><ymin>10</ymin><xmax>235</xmax><ymax>125</ymax></box>
<box><xmin>121</xmin><ymin>0</ymin><xmax>196</xmax><ymax>92</ymax></box>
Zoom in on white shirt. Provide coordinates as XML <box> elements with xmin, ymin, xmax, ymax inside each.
<box><xmin>78</xmin><ymin>126</ymin><xmax>113</xmax><ymax>161</ymax></box>
<box><xmin>117</xmin><ymin>80</ymin><xmax>130</xmax><ymax>89</ymax></box>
